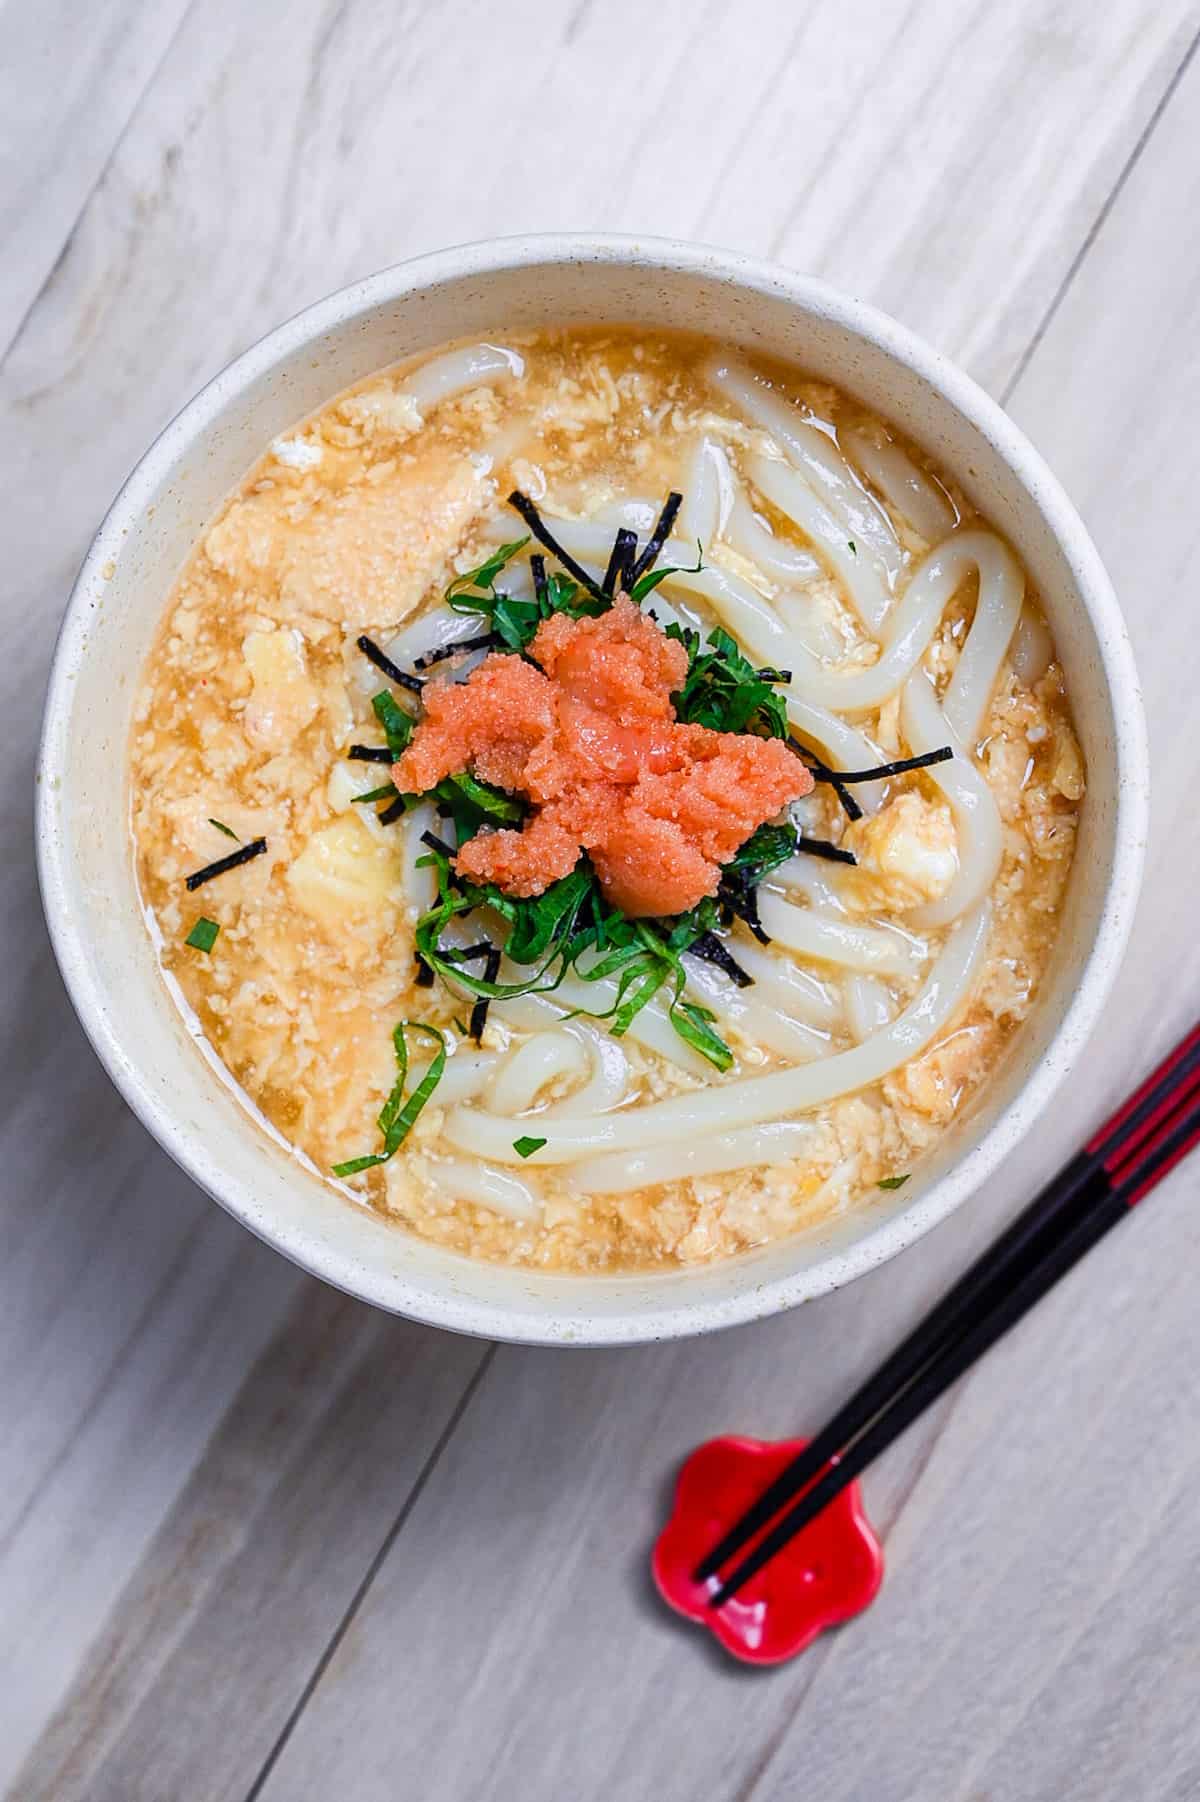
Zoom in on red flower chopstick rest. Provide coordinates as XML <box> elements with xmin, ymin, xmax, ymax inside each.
<box><xmin>652</xmin><ymin>1435</ymin><xmax>884</xmax><ymax>1664</ymax></box>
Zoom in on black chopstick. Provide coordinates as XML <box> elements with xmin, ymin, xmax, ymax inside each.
<box><xmin>699</xmin><ymin>1020</ymin><xmax>1200</xmax><ymax>1606</ymax></box>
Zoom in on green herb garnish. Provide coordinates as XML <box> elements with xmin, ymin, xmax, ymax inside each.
<box><xmin>667</xmin><ymin>624</ymin><xmax>790</xmax><ymax>740</ymax></box>
<box><xmin>208</xmin><ymin>819</ymin><xmax>239</xmax><ymax>840</ymax></box>
<box><xmin>372</xmin><ymin>689</ymin><xmax>415</xmax><ymax>756</ymax></box>
<box><xmin>185</xmin><ymin>917</ymin><xmax>220</xmax><ymax>953</ymax></box>
<box><xmin>447</xmin><ymin>542</ymin><xmax>608</xmax><ymax>654</ymax></box>
<box><xmin>332</xmin><ymin>1023</ymin><xmax>446</xmax><ymax>1177</ymax></box>
<box><xmin>513</xmin><ymin>1136</ymin><xmax>547</xmax><ymax>1159</ymax></box>
<box><xmin>384</xmin><ymin>501</ymin><xmax>816</xmax><ymax>1073</ymax></box>
<box><xmin>352</xmin><ymin>783</ymin><xmax>400</xmax><ymax>805</ymax></box>
<box><xmin>848</xmin><ymin>540</ymin><xmax>857</xmax><ymax>556</ymax></box>
<box><xmin>628</xmin><ymin>539</ymin><xmax>704</xmax><ymax>602</ymax></box>
<box><xmin>878</xmin><ymin>1174</ymin><xmax>910</xmax><ymax>1190</ymax></box>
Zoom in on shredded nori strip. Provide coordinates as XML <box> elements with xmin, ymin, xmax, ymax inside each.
<box><xmin>795</xmin><ymin>835</ymin><xmax>858</xmax><ymax>866</ymax></box>
<box><xmin>530</xmin><ymin>551</ymin><xmax>548</xmax><ymax>607</ymax></box>
<box><xmin>348</xmin><ymin>744</ymin><xmax>394</xmax><ymax>764</ymax></box>
<box><xmin>356</xmin><ymin>634</ymin><xmax>424</xmax><ymax>695</ymax></box>
<box><xmin>717</xmin><ymin>870</ymin><xmax>770</xmax><ymax>945</ymax></box>
<box><xmin>420</xmin><ymin>829</ymin><xmax>456</xmax><ymax>859</ymax></box>
<box><xmin>377</xmin><ymin>794</ymin><xmax>409</xmax><ymax>826</ymax></box>
<box><xmin>756</xmin><ymin>665</ymin><xmax>792</xmax><ymax>684</ymax></box>
<box><xmin>185</xmin><ymin>837</ymin><xmax>268</xmax><ymax>891</ymax></box>
<box><xmin>468</xmin><ymin>947</ymin><xmax>501</xmax><ymax>1042</ymax></box>
<box><xmin>686</xmin><ymin>932</ymin><xmax>754</xmax><ymax>988</ymax></box>
<box><xmin>507</xmin><ymin>491</ymin><xmax>608</xmax><ymax>601</ymax></box>
<box><xmin>603</xmin><ymin>527</ymin><xmax>638</xmax><ymax>596</ymax></box>
<box><xmin>626</xmin><ymin>491</ymin><xmax>683</xmax><ymax>585</ymax></box>
<box><xmin>824</xmin><ymin>747</ymin><xmax>954</xmax><ymax>783</ymax></box>
<box><xmin>790</xmin><ymin>740</ymin><xmax>863</xmax><ymax>822</ymax></box>
<box><xmin>414</xmin><ymin>955</ymin><xmax>435</xmax><ymax>988</ymax></box>
<box><xmin>414</xmin><ymin>632</ymin><xmax>498</xmax><ymax>671</ymax></box>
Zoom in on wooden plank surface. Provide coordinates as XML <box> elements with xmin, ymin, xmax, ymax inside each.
<box><xmin>4</xmin><ymin>1</ymin><xmax>1199</xmax><ymax>1797</ymax></box>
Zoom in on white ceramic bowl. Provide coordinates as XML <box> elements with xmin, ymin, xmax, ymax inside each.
<box><xmin>37</xmin><ymin>235</ymin><xmax>1147</xmax><ymax>1346</ymax></box>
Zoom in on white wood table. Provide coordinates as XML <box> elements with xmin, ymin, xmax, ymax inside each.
<box><xmin>4</xmin><ymin>4</ymin><xmax>1200</xmax><ymax>1796</ymax></box>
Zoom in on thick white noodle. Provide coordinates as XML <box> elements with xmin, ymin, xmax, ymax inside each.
<box><xmin>384</xmin><ymin>604</ymin><xmax>483</xmax><ymax>668</ymax></box>
<box><xmin>400</xmin><ymin>800</ymin><xmax>439</xmax><ymax>921</ymax></box>
<box><xmin>900</xmin><ymin>672</ymin><xmax>1003</xmax><ymax>929</ymax></box>
<box><xmin>413</xmin><ymin>1050</ymin><xmax>497</xmax><ymax>1106</ymax></box>
<box><xmin>570</xmin><ymin>1121</ymin><xmax>820</xmax><ymax>1195</ymax></box>
<box><xmin>939</xmin><ymin>534</ymin><xmax>1024</xmax><ymax>746</ymax></box>
<box><xmin>705</xmin><ymin>359</ymin><xmax>904</xmax><ymax>589</ymax></box>
<box><xmin>487</xmin><ymin>962</ymin><xmax>711</xmax><ymax>1079</ymax></box>
<box><xmin>721</xmin><ymin>936</ymin><xmax>843</xmax><ymax>1027</ymax></box>
<box><xmin>755</xmin><ymin>890</ymin><xmax>925</xmax><ymax>977</ymax></box>
<box><xmin>769</xmin><ymin>528</ymin><xmax>1025</xmax><ymax>720</ymax></box>
<box><xmin>592</xmin><ymin>496</ymin><xmax>659</xmax><ymax>533</ymax></box>
<box><xmin>425</xmin><ymin>1156</ymin><xmax>542</xmax><ymax>1223</ymax></box>
<box><xmin>486</xmin><ymin>1030</ymin><xmax>588</xmax><ymax>1115</ymax></box>
<box><xmin>545</xmin><ymin>1022</ymin><xmax>630</xmax><ymax>1115</ymax></box>
<box><xmin>845</xmin><ymin>975</ymin><xmax>896</xmax><ymax>1042</ymax></box>
<box><xmin>771</xmin><ymin>587</ymin><xmax>845</xmax><ymax>661</ymax></box>
<box><xmin>442</xmin><ymin>903</ymin><xmax>990</xmax><ymax>1164</ymax></box>
<box><xmin>639</xmin><ymin>589</ymin><xmax>707</xmax><ymax>639</ymax></box>
<box><xmin>1010</xmin><ymin>607</ymin><xmax>1054</xmax><ymax>686</ymax></box>
<box><xmin>681</xmin><ymin>954</ymin><xmax>833</xmax><ymax>1062</ymax></box>
<box><xmin>841</xmin><ymin>425</ymin><xmax>956</xmax><ymax>545</ymax></box>
<box><xmin>725</xmin><ymin>491</ymin><xmax>822</xmax><ymax>584</ymax></box>
<box><xmin>401</xmin><ymin>343</ymin><xmax>524</xmax><ymax>415</ymax></box>
<box><xmin>679</xmin><ymin>437</ymin><xmax>734</xmax><ymax>544</ymax></box>
<box><xmin>771</xmin><ymin>855</ymin><xmax>850</xmax><ymax>915</ymax></box>
<box><xmin>485</xmin><ymin>1022</ymin><xmax>629</xmax><ymax>1117</ymax></box>
<box><xmin>747</xmin><ymin>453</ymin><xmax>892</xmax><ymax>633</ymax></box>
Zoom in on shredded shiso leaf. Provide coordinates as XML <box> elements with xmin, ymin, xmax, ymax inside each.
<box><xmin>332</xmin><ymin>492</ymin><xmax>954</xmax><ymax>1171</ymax></box>
<box><xmin>332</xmin><ymin>1024</ymin><xmax>446</xmax><ymax>1177</ymax></box>
<box><xmin>185</xmin><ymin>916</ymin><xmax>220</xmax><ymax>953</ymax></box>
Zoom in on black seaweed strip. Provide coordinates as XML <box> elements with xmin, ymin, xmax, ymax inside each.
<box><xmin>603</xmin><ymin>527</ymin><xmax>638</xmax><ymax>596</ymax></box>
<box><xmin>356</xmin><ymin>635</ymin><xmax>424</xmax><ymax>695</ymax></box>
<box><xmin>795</xmin><ymin>836</ymin><xmax>858</xmax><ymax>866</ymax></box>
<box><xmin>507</xmin><ymin>492</ymin><xmax>608</xmax><ymax>601</ymax></box>
<box><xmin>686</xmin><ymin>932</ymin><xmax>754</xmax><ymax>987</ymax></box>
<box><xmin>626</xmin><ymin>491</ymin><xmax>683</xmax><ymax>584</ymax></box>
<box><xmin>413</xmin><ymin>633</ymin><xmax>498</xmax><ymax>670</ymax></box>
<box><xmin>830</xmin><ymin>747</ymin><xmax>954</xmax><ymax>783</ymax></box>
<box><xmin>420</xmin><ymin>829</ymin><xmax>456</xmax><ymax>858</ymax></box>
<box><xmin>468</xmin><ymin>947</ymin><xmax>502</xmax><ymax>1042</ymax></box>
<box><xmin>184</xmin><ymin>837</ymin><xmax>268</xmax><ymax>892</ymax></box>
<box><xmin>414</xmin><ymin>956</ymin><xmax>436</xmax><ymax>988</ymax></box>
<box><xmin>377</xmin><ymin>795</ymin><xmax>408</xmax><ymax>825</ymax></box>
<box><xmin>348</xmin><ymin>744</ymin><xmax>395</xmax><ymax>764</ymax></box>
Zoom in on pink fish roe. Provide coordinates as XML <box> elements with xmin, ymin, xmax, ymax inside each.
<box><xmin>391</xmin><ymin>597</ymin><xmax>811</xmax><ymax>917</ymax></box>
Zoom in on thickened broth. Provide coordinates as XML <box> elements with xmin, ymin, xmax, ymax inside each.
<box><xmin>129</xmin><ymin>329</ymin><xmax>1083</xmax><ymax>1271</ymax></box>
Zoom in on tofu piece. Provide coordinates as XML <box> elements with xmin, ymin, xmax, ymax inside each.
<box><xmin>242</xmin><ymin>627</ymin><xmax>319</xmax><ymax>752</ymax></box>
<box><xmin>286</xmin><ymin>815</ymin><xmax>401</xmax><ymax>930</ymax></box>
<box><xmin>843</xmin><ymin>791</ymin><xmax>957</xmax><ymax>914</ymax></box>
<box><xmin>205</xmin><ymin>445</ymin><xmax>484</xmax><ymax>630</ymax></box>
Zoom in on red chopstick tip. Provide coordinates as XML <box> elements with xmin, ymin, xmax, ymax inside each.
<box><xmin>652</xmin><ymin>1436</ymin><xmax>883</xmax><ymax>1665</ymax></box>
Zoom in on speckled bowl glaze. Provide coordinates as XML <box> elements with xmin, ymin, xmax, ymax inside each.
<box><xmin>37</xmin><ymin>236</ymin><xmax>1147</xmax><ymax>1346</ymax></box>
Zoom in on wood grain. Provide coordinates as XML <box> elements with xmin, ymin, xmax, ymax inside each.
<box><xmin>3</xmin><ymin>0</ymin><xmax>1199</xmax><ymax>1796</ymax></box>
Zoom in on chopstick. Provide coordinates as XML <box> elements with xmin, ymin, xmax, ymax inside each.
<box><xmin>699</xmin><ymin>1020</ymin><xmax>1200</xmax><ymax>1609</ymax></box>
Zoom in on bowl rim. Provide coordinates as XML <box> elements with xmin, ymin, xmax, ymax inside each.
<box><xmin>36</xmin><ymin>231</ymin><xmax>1149</xmax><ymax>1346</ymax></box>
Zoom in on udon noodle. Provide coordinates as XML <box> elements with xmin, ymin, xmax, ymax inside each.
<box><xmin>129</xmin><ymin>329</ymin><xmax>1083</xmax><ymax>1271</ymax></box>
